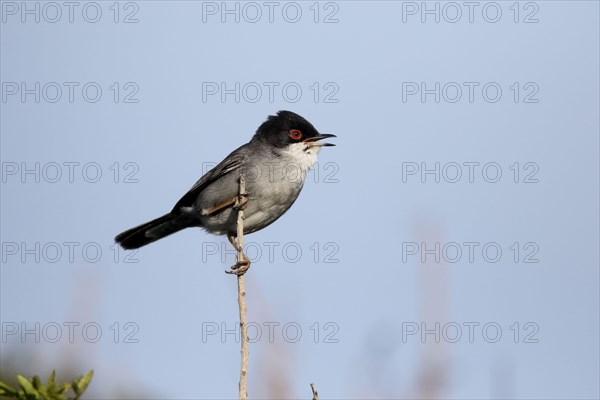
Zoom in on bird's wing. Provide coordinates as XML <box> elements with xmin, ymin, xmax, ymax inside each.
<box><xmin>171</xmin><ymin>146</ymin><xmax>247</xmax><ymax>213</ymax></box>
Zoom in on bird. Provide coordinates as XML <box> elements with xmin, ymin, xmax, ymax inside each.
<box><xmin>115</xmin><ymin>110</ymin><xmax>336</xmax><ymax>274</ymax></box>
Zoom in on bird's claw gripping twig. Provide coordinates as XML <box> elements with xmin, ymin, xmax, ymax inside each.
<box><xmin>225</xmin><ymin>233</ymin><xmax>251</xmax><ymax>275</ymax></box>
<box><xmin>226</xmin><ymin>257</ymin><xmax>251</xmax><ymax>276</ymax></box>
<box><xmin>233</xmin><ymin>192</ymin><xmax>249</xmax><ymax>211</ymax></box>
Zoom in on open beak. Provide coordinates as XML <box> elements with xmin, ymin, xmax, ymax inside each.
<box><xmin>304</xmin><ymin>133</ymin><xmax>336</xmax><ymax>147</ymax></box>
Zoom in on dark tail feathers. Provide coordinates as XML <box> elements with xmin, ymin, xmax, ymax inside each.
<box><xmin>115</xmin><ymin>213</ymin><xmax>193</xmax><ymax>249</ymax></box>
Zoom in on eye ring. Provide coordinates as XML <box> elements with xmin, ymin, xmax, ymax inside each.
<box><xmin>289</xmin><ymin>129</ymin><xmax>303</xmax><ymax>140</ymax></box>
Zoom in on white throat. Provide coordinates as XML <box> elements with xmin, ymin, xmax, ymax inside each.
<box><xmin>278</xmin><ymin>143</ymin><xmax>320</xmax><ymax>175</ymax></box>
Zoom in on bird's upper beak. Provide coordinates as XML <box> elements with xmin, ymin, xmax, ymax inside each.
<box><xmin>304</xmin><ymin>133</ymin><xmax>336</xmax><ymax>147</ymax></box>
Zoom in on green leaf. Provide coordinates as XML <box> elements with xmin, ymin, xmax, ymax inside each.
<box><xmin>47</xmin><ymin>370</ymin><xmax>56</xmax><ymax>387</ymax></box>
<box><xmin>2</xmin><ymin>370</ymin><xmax>93</xmax><ymax>400</ymax></box>
<box><xmin>72</xmin><ymin>370</ymin><xmax>93</xmax><ymax>399</ymax></box>
<box><xmin>31</xmin><ymin>375</ymin><xmax>42</xmax><ymax>390</ymax></box>
<box><xmin>0</xmin><ymin>380</ymin><xmax>18</xmax><ymax>396</ymax></box>
<box><xmin>35</xmin><ymin>377</ymin><xmax>50</xmax><ymax>398</ymax></box>
<box><xmin>56</xmin><ymin>382</ymin><xmax>70</xmax><ymax>395</ymax></box>
<box><xmin>16</xmin><ymin>375</ymin><xmax>39</xmax><ymax>399</ymax></box>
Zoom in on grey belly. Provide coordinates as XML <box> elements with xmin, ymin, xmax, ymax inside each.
<box><xmin>194</xmin><ymin>167</ymin><xmax>304</xmax><ymax>235</ymax></box>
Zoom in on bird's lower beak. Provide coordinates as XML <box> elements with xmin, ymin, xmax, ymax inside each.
<box><xmin>304</xmin><ymin>133</ymin><xmax>337</xmax><ymax>147</ymax></box>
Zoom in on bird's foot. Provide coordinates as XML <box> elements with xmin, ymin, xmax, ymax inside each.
<box><xmin>233</xmin><ymin>192</ymin><xmax>249</xmax><ymax>211</ymax></box>
<box><xmin>226</xmin><ymin>257</ymin><xmax>251</xmax><ymax>276</ymax></box>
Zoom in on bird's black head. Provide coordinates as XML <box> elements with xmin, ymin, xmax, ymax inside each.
<box><xmin>252</xmin><ymin>110</ymin><xmax>335</xmax><ymax>149</ymax></box>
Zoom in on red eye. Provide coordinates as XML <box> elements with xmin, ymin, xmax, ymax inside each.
<box><xmin>289</xmin><ymin>129</ymin><xmax>303</xmax><ymax>140</ymax></box>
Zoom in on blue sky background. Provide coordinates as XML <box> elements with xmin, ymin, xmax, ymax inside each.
<box><xmin>1</xmin><ymin>1</ymin><xmax>599</xmax><ymax>399</ymax></box>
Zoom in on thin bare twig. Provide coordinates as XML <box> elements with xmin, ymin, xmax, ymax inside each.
<box><xmin>235</xmin><ymin>175</ymin><xmax>249</xmax><ymax>400</ymax></box>
<box><xmin>310</xmin><ymin>383</ymin><xmax>319</xmax><ymax>400</ymax></box>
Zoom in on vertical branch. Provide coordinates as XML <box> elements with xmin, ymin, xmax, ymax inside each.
<box><xmin>236</xmin><ymin>175</ymin><xmax>249</xmax><ymax>400</ymax></box>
